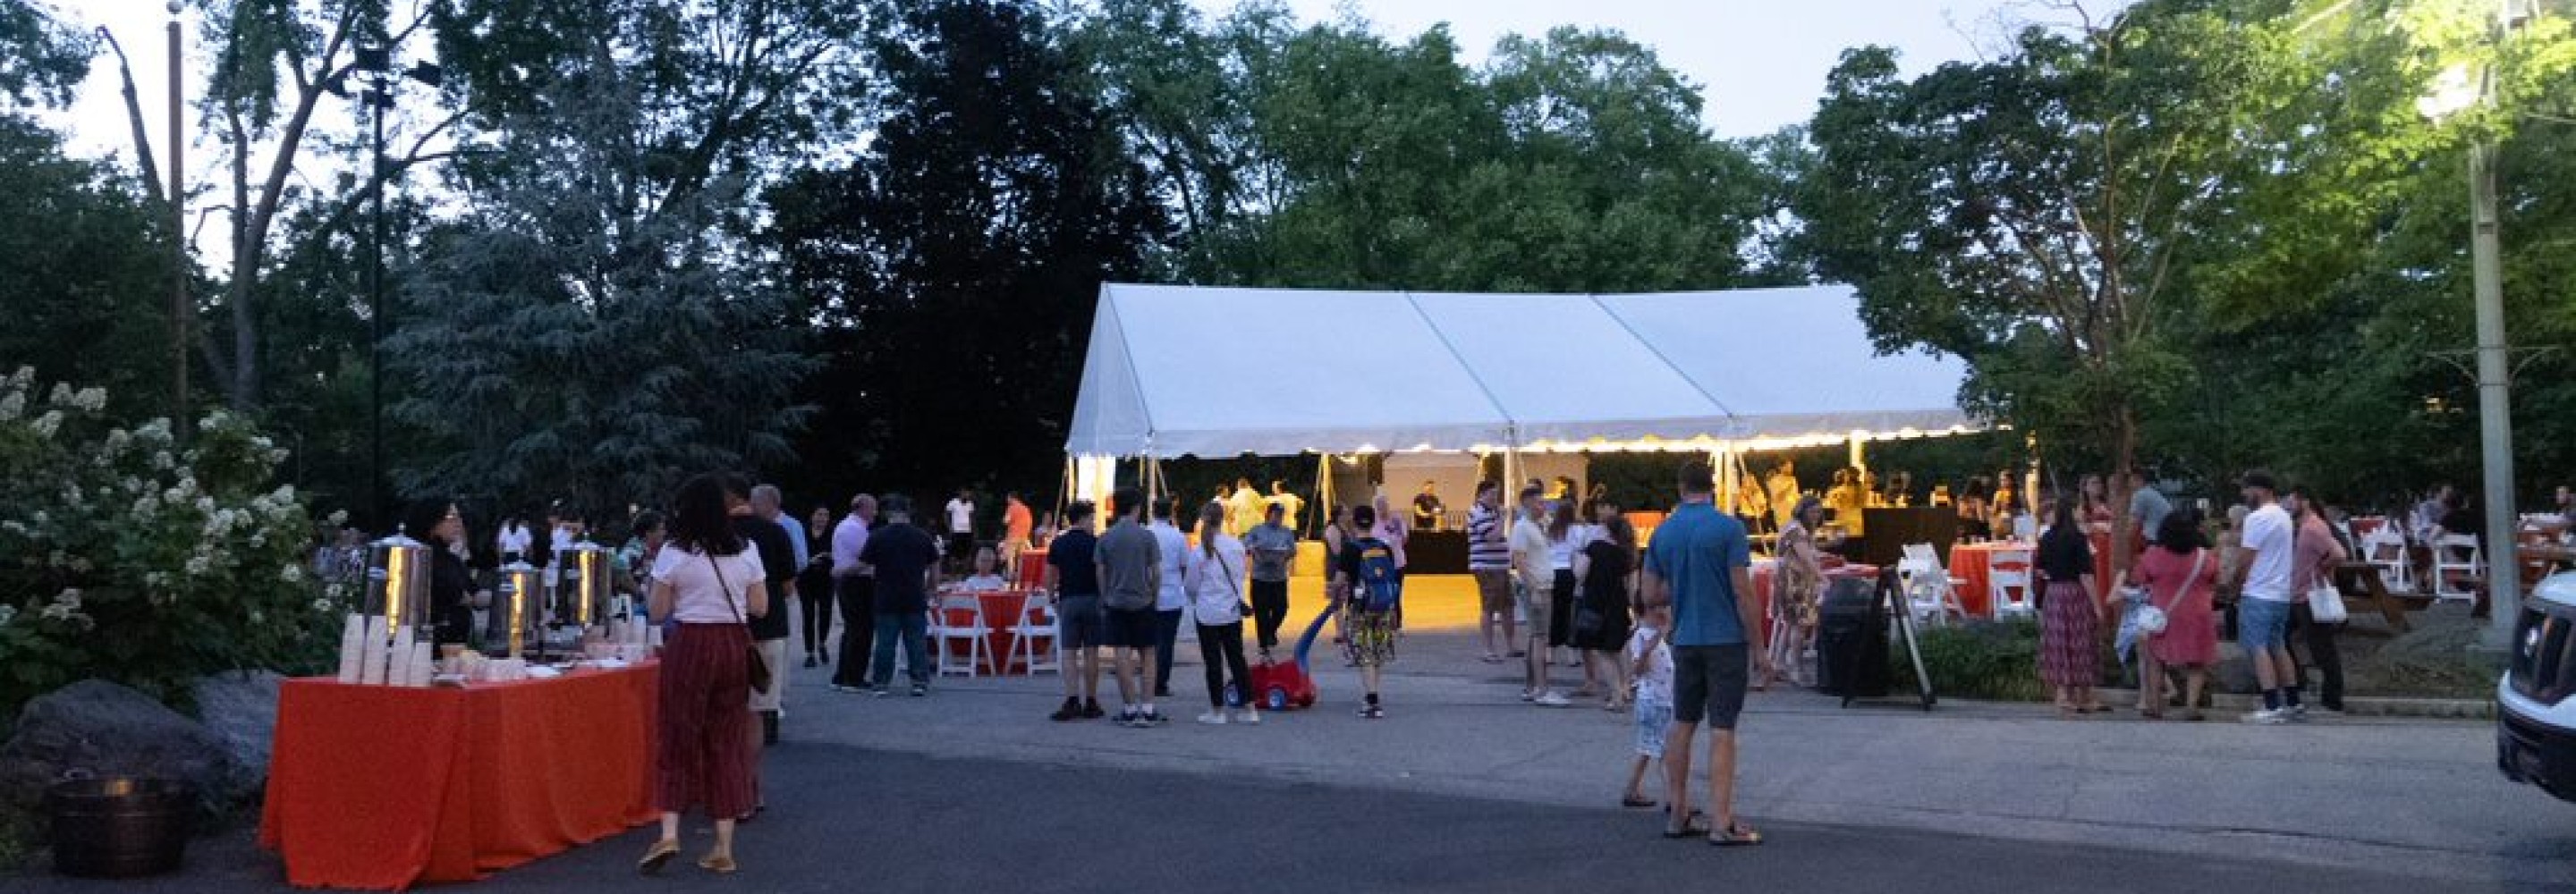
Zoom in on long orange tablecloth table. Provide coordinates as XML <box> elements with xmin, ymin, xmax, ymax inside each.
<box><xmin>258</xmin><ymin>664</ymin><xmax>659</xmax><ymax>890</ymax></box>
<box><xmin>1950</xmin><ymin>535</ymin><xmax>2115</xmax><ymax>619</ymax></box>
<box><xmin>935</xmin><ymin>589</ymin><xmax>1044</xmax><ymax>675</ymax></box>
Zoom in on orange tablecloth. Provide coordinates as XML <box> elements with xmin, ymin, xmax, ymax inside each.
<box><xmin>1750</xmin><ymin>561</ymin><xmax>1879</xmax><ymax>626</ymax></box>
<box><xmin>1950</xmin><ymin>537</ymin><xmax>2113</xmax><ymax>618</ymax></box>
<box><xmin>258</xmin><ymin>665</ymin><xmax>658</xmax><ymax>890</ymax></box>
<box><xmin>936</xmin><ymin>590</ymin><xmax>1042</xmax><ymax>675</ymax></box>
<box><xmin>1013</xmin><ymin>549</ymin><xmax>1049</xmax><ymax>589</ymax></box>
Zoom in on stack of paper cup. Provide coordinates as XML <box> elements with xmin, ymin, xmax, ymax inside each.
<box><xmin>408</xmin><ymin>640</ymin><xmax>435</xmax><ymax>687</ymax></box>
<box><xmin>360</xmin><ymin>616</ymin><xmax>390</xmax><ymax>685</ymax></box>
<box><xmin>389</xmin><ymin>626</ymin><xmax>416</xmax><ymax>687</ymax></box>
<box><xmin>335</xmin><ymin>614</ymin><xmax>366</xmax><ymax>684</ymax></box>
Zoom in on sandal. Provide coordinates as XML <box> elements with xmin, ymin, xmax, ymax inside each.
<box><xmin>1621</xmin><ymin>796</ymin><xmax>1658</xmax><ymax>809</ymax></box>
<box><xmin>1660</xmin><ymin>808</ymin><xmax>1710</xmax><ymax>839</ymax></box>
<box><xmin>637</xmin><ymin>839</ymin><xmax>681</xmax><ymax>875</ymax></box>
<box><xmin>1709</xmin><ymin>822</ymin><xmax>1765</xmax><ymax>847</ymax></box>
<box><xmin>697</xmin><ymin>854</ymin><xmax>738</xmax><ymax>874</ymax></box>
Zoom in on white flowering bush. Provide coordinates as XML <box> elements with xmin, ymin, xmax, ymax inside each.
<box><xmin>0</xmin><ymin>368</ymin><xmax>336</xmax><ymax>715</ymax></box>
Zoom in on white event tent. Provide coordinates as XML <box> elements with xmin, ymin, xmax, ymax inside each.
<box><xmin>1064</xmin><ymin>283</ymin><xmax>1981</xmax><ymax>504</ymax></box>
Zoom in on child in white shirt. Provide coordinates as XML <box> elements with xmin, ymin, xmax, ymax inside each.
<box><xmin>1621</xmin><ymin>605</ymin><xmax>1675</xmax><ymax>809</ymax></box>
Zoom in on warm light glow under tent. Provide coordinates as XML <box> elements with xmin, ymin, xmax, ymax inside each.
<box><xmin>1065</xmin><ymin>283</ymin><xmax>1980</xmax><ymax>461</ymax></box>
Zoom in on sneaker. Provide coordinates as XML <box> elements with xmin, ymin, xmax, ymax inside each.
<box><xmin>872</xmin><ymin>687</ymin><xmax>893</xmax><ymax>697</ymax></box>
<box><xmin>2241</xmin><ymin>708</ymin><xmax>2289</xmax><ymax>725</ymax></box>
<box><xmin>1534</xmin><ymin>691</ymin><xmax>1572</xmax><ymax>707</ymax></box>
<box><xmin>1521</xmin><ymin>689</ymin><xmax>1538</xmax><ymax>703</ymax></box>
<box><xmin>1144</xmin><ymin>709</ymin><xmax>1170</xmax><ymax>727</ymax></box>
<box><xmin>1049</xmin><ymin>698</ymin><xmax>1081</xmax><ymax>721</ymax></box>
<box><xmin>803</xmin><ymin>655</ymin><xmax>819</xmax><ymax>670</ymax></box>
<box><xmin>911</xmin><ymin>683</ymin><xmax>928</xmax><ymax>697</ymax></box>
<box><xmin>2287</xmin><ymin>704</ymin><xmax>2309</xmax><ymax>721</ymax></box>
<box><xmin>1360</xmin><ymin>704</ymin><xmax>1385</xmax><ymax>720</ymax></box>
<box><xmin>1197</xmin><ymin>711</ymin><xmax>1228</xmax><ymax>726</ymax></box>
<box><xmin>1235</xmin><ymin>707</ymin><xmax>1262</xmax><ymax>725</ymax></box>
<box><xmin>1082</xmin><ymin>700</ymin><xmax>1106</xmax><ymax>720</ymax></box>
<box><xmin>1116</xmin><ymin>708</ymin><xmax>1141</xmax><ymax>728</ymax></box>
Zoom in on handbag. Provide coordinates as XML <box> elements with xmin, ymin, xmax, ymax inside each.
<box><xmin>2307</xmin><ymin>552</ymin><xmax>2349</xmax><ymax>623</ymax></box>
<box><xmin>2132</xmin><ymin>548</ymin><xmax>2207</xmax><ymax>636</ymax></box>
<box><xmin>708</xmin><ymin>552</ymin><xmax>774</xmax><ymax>696</ymax></box>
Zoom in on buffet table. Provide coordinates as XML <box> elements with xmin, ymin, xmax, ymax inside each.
<box><xmin>258</xmin><ymin>664</ymin><xmax>658</xmax><ymax>890</ymax></box>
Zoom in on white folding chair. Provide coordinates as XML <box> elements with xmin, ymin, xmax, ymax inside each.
<box><xmin>1989</xmin><ymin>548</ymin><xmax>2037</xmax><ymax>619</ymax></box>
<box><xmin>1896</xmin><ymin>556</ymin><xmax>1967</xmax><ymax>627</ymax></box>
<box><xmin>2432</xmin><ymin>534</ymin><xmax>2484</xmax><ymax>603</ymax></box>
<box><xmin>2360</xmin><ymin>528</ymin><xmax>2414</xmax><ymax>595</ymax></box>
<box><xmin>1014</xmin><ymin>594</ymin><xmax>1061</xmax><ymax>676</ymax></box>
<box><xmin>930</xmin><ymin>595</ymin><xmax>989</xmax><ymax>677</ymax></box>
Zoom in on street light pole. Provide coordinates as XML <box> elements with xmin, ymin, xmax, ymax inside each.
<box><xmin>369</xmin><ymin>83</ymin><xmax>387</xmax><ymax>532</ymax></box>
<box><xmin>2470</xmin><ymin>136</ymin><xmax>2520</xmax><ymax>647</ymax></box>
<box><xmin>167</xmin><ymin>3</ymin><xmax>187</xmax><ymax>443</ymax></box>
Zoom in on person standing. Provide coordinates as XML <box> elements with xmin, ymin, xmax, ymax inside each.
<box><xmin>828</xmin><ymin>494</ymin><xmax>878</xmax><ymax>693</ymax></box>
<box><xmin>1575</xmin><ymin>512</ymin><xmax>1640</xmax><ymax>710</ymax></box>
<box><xmin>2133</xmin><ymin>510</ymin><xmax>2216</xmax><ymax>720</ymax></box>
<box><xmin>1768</xmin><ymin>496</ymin><xmax>1826</xmax><ymax>690</ymax></box>
<box><xmin>2128</xmin><ymin>471</ymin><xmax>2172</xmax><ymax>547</ymax></box>
<box><xmin>727</xmin><ymin>478</ymin><xmax>797</xmax><ymax>749</ymax></box>
<box><xmin>2287</xmin><ymin>487</ymin><xmax>2349</xmax><ymax>713</ymax></box>
<box><xmin>756</xmin><ymin>485</ymin><xmax>809</xmax><ymax>573</ymax></box>
<box><xmin>798</xmin><ymin>506</ymin><xmax>835</xmax><ymax>669</ymax></box>
<box><xmin>1766</xmin><ymin>460</ymin><xmax>1801</xmax><ymax>536</ymax></box>
<box><xmin>1544</xmin><ymin>502</ymin><xmax>1587</xmax><ymax>688</ymax></box>
<box><xmin>1227</xmin><ymin>478</ymin><xmax>1267</xmax><ymax>538</ymax></box>
<box><xmin>2034</xmin><ymin>497</ymin><xmax>2104</xmax><ymax>717</ymax></box>
<box><xmin>942</xmin><ymin>488</ymin><xmax>978</xmax><ymax>574</ymax></box>
<box><xmin>1644</xmin><ymin>461</ymin><xmax>1765</xmax><ymax>846</ymax></box>
<box><xmin>2233</xmin><ymin>471</ymin><xmax>2303</xmax><ymax>724</ymax></box>
<box><xmin>639</xmin><ymin>474</ymin><xmax>766</xmax><ymax>875</ymax></box>
<box><xmin>1268</xmin><ymin>481</ymin><xmax>1306</xmax><ymax>532</ymax></box>
<box><xmin>1185</xmin><ymin>502</ymin><xmax>1258</xmax><ymax>725</ymax></box>
<box><xmin>860</xmin><ymin>495</ymin><xmax>942</xmax><ymax>697</ymax></box>
<box><xmin>1370</xmin><ymin>493</ymin><xmax>1410</xmax><ymax>633</ymax></box>
<box><xmin>403</xmin><ymin>500</ymin><xmax>476</xmax><ymax>649</ymax></box>
<box><xmin>1002</xmin><ymin>492</ymin><xmax>1034</xmax><ymax>566</ymax></box>
<box><xmin>1469</xmin><ymin>481</ymin><xmax>1515</xmax><ymax>663</ymax></box>
<box><xmin>1335</xmin><ymin>503</ymin><xmax>1402</xmax><ymax>718</ymax></box>
<box><xmin>1513</xmin><ymin>485</ymin><xmax>1571</xmax><ymax>707</ymax></box>
<box><xmin>1046</xmin><ymin>502</ymin><xmax>1107</xmax><ymax>721</ymax></box>
<box><xmin>1241</xmin><ymin>502</ymin><xmax>1298</xmax><ymax>659</ymax></box>
<box><xmin>1619</xmin><ymin>603</ymin><xmax>1674</xmax><ymax>809</ymax></box>
<box><xmin>1096</xmin><ymin>487</ymin><xmax>1168</xmax><ymax>727</ymax></box>
<box><xmin>496</xmin><ymin>515</ymin><xmax>533</xmax><ymax>566</ymax></box>
<box><xmin>1148</xmin><ymin>497</ymin><xmax>1191</xmax><ymax>699</ymax></box>
<box><xmin>1411</xmin><ymin>480</ymin><xmax>1445</xmax><ymax>532</ymax></box>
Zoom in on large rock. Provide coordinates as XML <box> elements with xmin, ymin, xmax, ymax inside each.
<box><xmin>191</xmin><ymin>670</ymin><xmax>282</xmax><ymax>804</ymax></box>
<box><xmin>0</xmin><ymin>680</ymin><xmax>243</xmax><ymax>826</ymax></box>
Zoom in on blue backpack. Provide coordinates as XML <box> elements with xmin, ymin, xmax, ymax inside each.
<box><xmin>1349</xmin><ymin>537</ymin><xmax>1402</xmax><ymax>612</ymax></box>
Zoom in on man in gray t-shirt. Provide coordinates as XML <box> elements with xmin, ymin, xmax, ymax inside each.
<box><xmin>1241</xmin><ymin>504</ymin><xmax>1299</xmax><ymax>656</ymax></box>
<box><xmin>1093</xmin><ymin>487</ymin><xmax>1166</xmax><ymax>726</ymax></box>
<box><xmin>2126</xmin><ymin>471</ymin><xmax>2172</xmax><ymax>544</ymax></box>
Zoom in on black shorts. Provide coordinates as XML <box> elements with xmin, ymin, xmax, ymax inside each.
<box><xmin>1672</xmin><ymin>644</ymin><xmax>1751</xmax><ymax>730</ymax></box>
<box><xmin>1103</xmin><ymin>606</ymin><xmax>1157</xmax><ymax>649</ymax></box>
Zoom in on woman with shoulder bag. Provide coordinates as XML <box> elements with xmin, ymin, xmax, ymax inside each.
<box><xmin>639</xmin><ymin>474</ymin><xmax>770</xmax><ymax>875</ymax></box>
<box><xmin>2132</xmin><ymin>510</ymin><xmax>2218</xmax><ymax>720</ymax></box>
<box><xmin>1185</xmin><ymin>502</ymin><xmax>1258</xmax><ymax>725</ymax></box>
<box><xmin>2288</xmin><ymin>488</ymin><xmax>2350</xmax><ymax>713</ymax></box>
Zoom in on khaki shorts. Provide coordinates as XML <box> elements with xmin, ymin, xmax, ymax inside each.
<box><xmin>750</xmin><ymin>637</ymin><xmax>789</xmax><ymax>713</ymax></box>
<box><xmin>1474</xmin><ymin>569</ymin><xmax>1513</xmax><ymax>615</ymax></box>
<box><xmin>1515</xmin><ymin>577</ymin><xmax>1553</xmax><ymax>640</ymax></box>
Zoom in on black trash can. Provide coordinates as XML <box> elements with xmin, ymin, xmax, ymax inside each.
<box><xmin>46</xmin><ymin>776</ymin><xmax>192</xmax><ymax>878</ymax></box>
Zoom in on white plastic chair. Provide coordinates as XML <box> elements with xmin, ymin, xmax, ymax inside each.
<box><xmin>1013</xmin><ymin>593</ymin><xmax>1060</xmax><ymax>676</ymax></box>
<box><xmin>1895</xmin><ymin>544</ymin><xmax>1969</xmax><ymax>626</ymax></box>
<box><xmin>1989</xmin><ymin>548</ymin><xmax>2037</xmax><ymax>619</ymax></box>
<box><xmin>930</xmin><ymin>595</ymin><xmax>989</xmax><ymax>677</ymax></box>
<box><xmin>2432</xmin><ymin>534</ymin><xmax>2484</xmax><ymax>603</ymax></box>
<box><xmin>2360</xmin><ymin>528</ymin><xmax>2414</xmax><ymax>595</ymax></box>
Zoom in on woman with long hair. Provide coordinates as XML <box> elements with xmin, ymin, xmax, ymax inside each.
<box><xmin>1957</xmin><ymin>477</ymin><xmax>1992</xmax><ymax>541</ymax></box>
<box><xmin>1543</xmin><ymin>502</ymin><xmax>1588</xmax><ymax>689</ymax></box>
<box><xmin>402</xmin><ymin>500</ymin><xmax>476</xmax><ymax>649</ymax></box>
<box><xmin>1768</xmin><ymin>496</ymin><xmax>1827</xmax><ymax>690</ymax></box>
<box><xmin>2034</xmin><ymin>495</ymin><xmax>2105</xmax><ymax>716</ymax></box>
<box><xmin>2080</xmin><ymin>474</ymin><xmax>2116</xmax><ymax>531</ymax></box>
<box><xmin>1185</xmin><ymin>502</ymin><xmax>1258</xmax><ymax>724</ymax></box>
<box><xmin>2132</xmin><ymin>510</ymin><xmax>2217</xmax><ymax>720</ymax></box>
<box><xmin>799</xmin><ymin>505</ymin><xmax>837</xmax><ymax>668</ymax></box>
<box><xmin>1573</xmin><ymin>510</ymin><xmax>1638</xmax><ymax>709</ymax></box>
<box><xmin>639</xmin><ymin>474</ymin><xmax>769</xmax><ymax>875</ymax></box>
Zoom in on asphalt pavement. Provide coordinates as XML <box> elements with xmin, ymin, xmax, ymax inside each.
<box><xmin>31</xmin><ymin>742</ymin><xmax>2567</xmax><ymax>894</ymax></box>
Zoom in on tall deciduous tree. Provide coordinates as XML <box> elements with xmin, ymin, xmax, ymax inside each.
<box><xmin>767</xmin><ymin>0</ymin><xmax>1165</xmax><ymax>502</ymax></box>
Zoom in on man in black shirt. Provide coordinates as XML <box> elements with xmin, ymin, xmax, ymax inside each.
<box><xmin>724</xmin><ymin>476</ymin><xmax>796</xmax><ymax>818</ymax></box>
<box><xmin>860</xmin><ymin>494</ymin><xmax>943</xmax><ymax>696</ymax></box>
<box><xmin>1412</xmin><ymin>480</ymin><xmax>1445</xmax><ymax>532</ymax></box>
<box><xmin>1046</xmin><ymin>502</ymin><xmax>1106</xmax><ymax>721</ymax></box>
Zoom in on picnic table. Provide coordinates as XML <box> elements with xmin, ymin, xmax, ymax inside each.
<box><xmin>2333</xmin><ymin>560</ymin><xmax>2421</xmax><ymax>635</ymax></box>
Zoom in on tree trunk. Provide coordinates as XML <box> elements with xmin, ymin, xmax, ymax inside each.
<box><xmin>2109</xmin><ymin>401</ymin><xmax>2140</xmax><ymax>581</ymax></box>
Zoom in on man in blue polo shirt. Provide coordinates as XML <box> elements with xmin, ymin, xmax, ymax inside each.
<box><xmin>1642</xmin><ymin>460</ymin><xmax>1768</xmax><ymax>847</ymax></box>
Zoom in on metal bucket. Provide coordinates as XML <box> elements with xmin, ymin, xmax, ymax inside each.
<box><xmin>46</xmin><ymin>775</ymin><xmax>191</xmax><ymax>878</ymax></box>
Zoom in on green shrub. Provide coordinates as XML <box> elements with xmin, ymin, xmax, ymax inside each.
<box><xmin>1894</xmin><ymin>617</ymin><xmax>2050</xmax><ymax>703</ymax></box>
<box><xmin>0</xmin><ymin>369</ymin><xmax>342</xmax><ymax>718</ymax></box>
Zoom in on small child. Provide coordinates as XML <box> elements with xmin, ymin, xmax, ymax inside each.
<box><xmin>1621</xmin><ymin>604</ymin><xmax>1675</xmax><ymax>809</ymax></box>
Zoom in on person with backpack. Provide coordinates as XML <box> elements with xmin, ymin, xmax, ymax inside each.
<box><xmin>1335</xmin><ymin>503</ymin><xmax>1402</xmax><ymax>719</ymax></box>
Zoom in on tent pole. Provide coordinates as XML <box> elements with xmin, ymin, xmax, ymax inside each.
<box><xmin>1716</xmin><ymin>444</ymin><xmax>1735</xmax><ymax>515</ymax></box>
<box><xmin>1849</xmin><ymin>431</ymin><xmax>1866</xmax><ymax>477</ymax></box>
<box><xmin>1504</xmin><ymin>430</ymin><xmax>1521</xmax><ymax>533</ymax></box>
<box><xmin>1318</xmin><ymin>453</ymin><xmax>1335</xmax><ymax>539</ymax></box>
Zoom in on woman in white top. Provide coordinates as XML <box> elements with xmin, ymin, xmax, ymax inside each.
<box><xmin>640</xmin><ymin>474</ymin><xmax>769</xmax><ymax>876</ymax></box>
<box><xmin>1184</xmin><ymin>502</ymin><xmax>1258</xmax><ymax>725</ymax></box>
<box><xmin>1544</xmin><ymin>503</ymin><xmax>1593</xmax><ymax>692</ymax></box>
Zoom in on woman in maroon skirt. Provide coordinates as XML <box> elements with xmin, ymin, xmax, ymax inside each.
<box><xmin>640</xmin><ymin>474</ymin><xmax>770</xmax><ymax>874</ymax></box>
<box><xmin>2034</xmin><ymin>496</ymin><xmax>2105</xmax><ymax>716</ymax></box>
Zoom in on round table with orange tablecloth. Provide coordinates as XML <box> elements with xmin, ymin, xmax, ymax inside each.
<box><xmin>258</xmin><ymin>663</ymin><xmax>658</xmax><ymax>890</ymax></box>
<box><xmin>1750</xmin><ymin>561</ymin><xmax>1880</xmax><ymax>628</ymax></box>
<box><xmin>1950</xmin><ymin>536</ymin><xmax>2114</xmax><ymax>619</ymax></box>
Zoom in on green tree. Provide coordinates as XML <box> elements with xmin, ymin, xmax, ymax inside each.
<box><xmin>386</xmin><ymin>73</ymin><xmax>814</xmax><ymax>519</ymax></box>
<box><xmin>0</xmin><ymin>117</ymin><xmax>174</xmax><ymax>422</ymax></box>
<box><xmin>0</xmin><ymin>0</ymin><xmax>91</xmax><ymax>109</ymax></box>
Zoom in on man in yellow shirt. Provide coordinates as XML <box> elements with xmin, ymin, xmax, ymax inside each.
<box><xmin>1227</xmin><ymin>478</ymin><xmax>1267</xmax><ymax>536</ymax></box>
<box><xmin>1766</xmin><ymin>461</ymin><xmax>1801</xmax><ymax>535</ymax></box>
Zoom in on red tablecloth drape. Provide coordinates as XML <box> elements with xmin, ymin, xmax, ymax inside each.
<box><xmin>933</xmin><ymin>590</ymin><xmax>1042</xmax><ymax>674</ymax></box>
<box><xmin>258</xmin><ymin>664</ymin><xmax>658</xmax><ymax>890</ymax></box>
